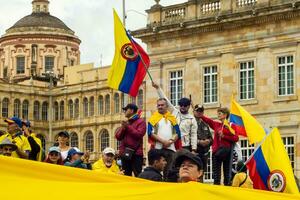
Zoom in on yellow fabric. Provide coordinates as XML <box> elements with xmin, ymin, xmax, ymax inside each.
<box><xmin>108</xmin><ymin>9</ymin><xmax>131</xmax><ymax>89</ymax></box>
<box><xmin>261</xmin><ymin>128</ymin><xmax>298</xmax><ymax>194</ymax></box>
<box><xmin>92</xmin><ymin>158</ymin><xmax>120</xmax><ymax>174</ymax></box>
<box><xmin>230</xmin><ymin>97</ymin><xmax>266</xmax><ymax>144</ymax></box>
<box><xmin>148</xmin><ymin>111</ymin><xmax>177</xmax><ymax>126</ymax></box>
<box><xmin>0</xmin><ymin>133</ymin><xmax>31</xmax><ymax>158</ymax></box>
<box><xmin>1</xmin><ymin>156</ymin><xmax>299</xmax><ymax>200</ymax></box>
<box><xmin>232</xmin><ymin>172</ymin><xmax>253</xmax><ymax>188</ymax></box>
<box><xmin>223</xmin><ymin>119</ymin><xmax>235</xmax><ymax>135</ymax></box>
<box><xmin>30</xmin><ymin>133</ymin><xmax>43</xmax><ymax>161</ymax></box>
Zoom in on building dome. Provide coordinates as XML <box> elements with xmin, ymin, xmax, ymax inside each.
<box><xmin>6</xmin><ymin>13</ymin><xmax>74</xmax><ymax>34</ymax></box>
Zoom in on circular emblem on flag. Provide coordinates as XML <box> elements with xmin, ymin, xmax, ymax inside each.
<box><xmin>267</xmin><ymin>170</ymin><xmax>286</xmax><ymax>192</ymax></box>
<box><xmin>121</xmin><ymin>43</ymin><xmax>138</xmax><ymax>61</ymax></box>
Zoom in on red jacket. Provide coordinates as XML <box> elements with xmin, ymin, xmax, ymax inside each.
<box><xmin>200</xmin><ymin>115</ymin><xmax>239</xmax><ymax>153</ymax></box>
<box><xmin>115</xmin><ymin>118</ymin><xmax>146</xmax><ymax>156</ymax></box>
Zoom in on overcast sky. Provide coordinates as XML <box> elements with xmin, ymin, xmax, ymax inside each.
<box><xmin>0</xmin><ymin>0</ymin><xmax>186</xmax><ymax>67</ymax></box>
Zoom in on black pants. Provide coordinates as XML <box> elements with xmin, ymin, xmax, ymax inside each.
<box><xmin>121</xmin><ymin>154</ymin><xmax>143</xmax><ymax>177</ymax></box>
<box><xmin>212</xmin><ymin>154</ymin><xmax>232</xmax><ymax>185</ymax></box>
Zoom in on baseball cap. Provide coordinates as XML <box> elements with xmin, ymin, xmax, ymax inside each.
<box><xmin>4</xmin><ymin>117</ymin><xmax>23</xmax><ymax>128</ymax></box>
<box><xmin>102</xmin><ymin>147</ymin><xmax>115</xmax><ymax>155</ymax></box>
<box><xmin>48</xmin><ymin>146</ymin><xmax>61</xmax><ymax>154</ymax></box>
<box><xmin>122</xmin><ymin>103</ymin><xmax>138</xmax><ymax>112</ymax></box>
<box><xmin>178</xmin><ymin>98</ymin><xmax>191</xmax><ymax>107</ymax></box>
<box><xmin>67</xmin><ymin>147</ymin><xmax>84</xmax><ymax>158</ymax></box>
<box><xmin>194</xmin><ymin>104</ymin><xmax>204</xmax><ymax>112</ymax></box>
<box><xmin>58</xmin><ymin>131</ymin><xmax>69</xmax><ymax>138</ymax></box>
<box><xmin>175</xmin><ymin>151</ymin><xmax>203</xmax><ymax>170</ymax></box>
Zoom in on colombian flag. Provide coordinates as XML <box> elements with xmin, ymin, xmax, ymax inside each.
<box><xmin>108</xmin><ymin>10</ymin><xmax>150</xmax><ymax>97</ymax></box>
<box><xmin>246</xmin><ymin>128</ymin><xmax>298</xmax><ymax>194</ymax></box>
<box><xmin>229</xmin><ymin>97</ymin><xmax>266</xmax><ymax>144</ymax></box>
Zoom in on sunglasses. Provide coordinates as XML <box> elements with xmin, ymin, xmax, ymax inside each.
<box><xmin>3</xmin><ymin>147</ymin><xmax>14</xmax><ymax>151</ymax></box>
<box><xmin>49</xmin><ymin>152</ymin><xmax>59</xmax><ymax>156</ymax></box>
<box><xmin>179</xmin><ymin>104</ymin><xmax>189</xmax><ymax>107</ymax></box>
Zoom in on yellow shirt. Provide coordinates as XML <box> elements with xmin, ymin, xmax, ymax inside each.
<box><xmin>232</xmin><ymin>172</ymin><xmax>253</xmax><ymax>189</ymax></box>
<box><xmin>92</xmin><ymin>158</ymin><xmax>120</xmax><ymax>174</ymax></box>
<box><xmin>0</xmin><ymin>133</ymin><xmax>31</xmax><ymax>158</ymax></box>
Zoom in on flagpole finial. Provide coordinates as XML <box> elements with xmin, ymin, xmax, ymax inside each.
<box><xmin>154</xmin><ymin>0</ymin><xmax>160</xmax><ymax>5</ymax></box>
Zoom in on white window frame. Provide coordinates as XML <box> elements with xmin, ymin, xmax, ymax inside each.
<box><xmin>169</xmin><ymin>70</ymin><xmax>183</xmax><ymax>106</ymax></box>
<box><xmin>203</xmin><ymin>65</ymin><xmax>218</xmax><ymax>104</ymax></box>
<box><xmin>45</xmin><ymin>56</ymin><xmax>54</xmax><ymax>72</ymax></box>
<box><xmin>16</xmin><ymin>56</ymin><xmax>25</xmax><ymax>74</ymax></box>
<box><xmin>277</xmin><ymin>55</ymin><xmax>295</xmax><ymax>96</ymax></box>
<box><xmin>239</xmin><ymin>60</ymin><xmax>255</xmax><ymax>100</ymax></box>
<box><xmin>100</xmin><ymin>130</ymin><xmax>110</xmax><ymax>151</ymax></box>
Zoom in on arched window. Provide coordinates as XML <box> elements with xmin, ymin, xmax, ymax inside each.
<box><xmin>68</xmin><ymin>100</ymin><xmax>74</xmax><ymax>119</ymax></box>
<box><xmin>121</xmin><ymin>93</ymin><xmax>125</xmax><ymax>108</ymax></box>
<box><xmin>137</xmin><ymin>90</ymin><xmax>144</xmax><ymax>110</ymax></box>
<box><xmin>105</xmin><ymin>95</ymin><xmax>110</xmax><ymax>114</ymax></box>
<box><xmin>100</xmin><ymin>129</ymin><xmax>110</xmax><ymax>151</ymax></box>
<box><xmin>85</xmin><ymin>131</ymin><xmax>94</xmax><ymax>152</ymax></box>
<box><xmin>59</xmin><ymin>101</ymin><xmax>64</xmax><ymax>120</ymax></box>
<box><xmin>42</xmin><ymin>101</ymin><xmax>48</xmax><ymax>120</ymax></box>
<box><xmin>114</xmin><ymin>93</ymin><xmax>120</xmax><ymax>114</ymax></box>
<box><xmin>89</xmin><ymin>96</ymin><xmax>94</xmax><ymax>116</ymax></box>
<box><xmin>22</xmin><ymin>100</ymin><xmax>29</xmax><ymax>119</ymax></box>
<box><xmin>14</xmin><ymin>99</ymin><xmax>21</xmax><ymax>117</ymax></box>
<box><xmin>98</xmin><ymin>95</ymin><xmax>104</xmax><ymax>115</ymax></box>
<box><xmin>2</xmin><ymin>98</ymin><xmax>9</xmax><ymax>118</ymax></box>
<box><xmin>83</xmin><ymin>97</ymin><xmax>88</xmax><ymax>117</ymax></box>
<box><xmin>70</xmin><ymin>132</ymin><xmax>78</xmax><ymax>147</ymax></box>
<box><xmin>74</xmin><ymin>99</ymin><xmax>79</xmax><ymax>118</ymax></box>
<box><xmin>116</xmin><ymin>140</ymin><xmax>121</xmax><ymax>151</ymax></box>
<box><xmin>54</xmin><ymin>101</ymin><xmax>59</xmax><ymax>121</ymax></box>
<box><xmin>36</xmin><ymin>134</ymin><xmax>46</xmax><ymax>151</ymax></box>
<box><xmin>34</xmin><ymin>101</ymin><xmax>40</xmax><ymax>120</ymax></box>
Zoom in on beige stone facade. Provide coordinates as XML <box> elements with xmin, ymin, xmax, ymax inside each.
<box><xmin>133</xmin><ymin>0</ymin><xmax>300</xmax><ymax>177</ymax></box>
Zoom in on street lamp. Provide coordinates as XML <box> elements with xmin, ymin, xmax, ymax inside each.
<box><xmin>42</xmin><ymin>70</ymin><xmax>56</xmax><ymax>148</ymax></box>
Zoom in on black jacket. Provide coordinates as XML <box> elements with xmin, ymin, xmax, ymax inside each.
<box><xmin>138</xmin><ymin>167</ymin><xmax>163</xmax><ymax>181</ymax></box>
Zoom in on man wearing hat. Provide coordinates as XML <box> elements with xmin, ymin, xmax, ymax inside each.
<box><xmin>193</xmin><ymin>105</ymin><xmax>213</xmax><ymax>181</ymax></box>
<box><xmin>115</xmin><ymin>103</ymin><xmax>146</xmax><ymax>177</ymax></box>
<box><xmin>175</xmin><ymin>150</ymin><xmax>204</xmax><ymax>183</ymax></box>
<box><xmin>22</xmin><ymin>120</ymin><xmax>43</xmax><ymax>161</ymax></box>
<box><xmin>64</xmin><ymin>147</ymin><xmax>91</xmax><ymax>169</ymax></box>
<box><xmin>152</xmin><ymin>82</ymin><xmax>198</xmax><ymax>153</ymax></box>
<box><xmin>0</xmin><ymin>138</ymin><xmax>18</xmax><ymax>156</ymax></box>
<box><xmin>92</xmin><ymin>147</ymin><xmax>120</xmax><ymax>174</ymax></box>
<box><xmin>0</xmin><ymin>117</ymin><xmax>31</xmax><ymax>158</ymax></box>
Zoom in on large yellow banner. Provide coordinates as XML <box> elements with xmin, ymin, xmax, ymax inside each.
<box><xmin>0</xmin><ymin>156</ymin><xmax>299</xmax><ymax>200</ymax></box>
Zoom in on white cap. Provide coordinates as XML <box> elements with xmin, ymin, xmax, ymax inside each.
<box><xmin>49</xmin><ymin>146</ymin><xmax>61</xmax><ymax>153</ymax></box>
<box><xmin>102</xmin><ymin>147</ymin><xmax>115</xmax><ymax>155</ymax></box>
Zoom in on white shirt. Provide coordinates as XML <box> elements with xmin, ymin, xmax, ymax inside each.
<box><xmin>154</xmin><ymin>118</ymin><xmax>176</xmax><ymax>152</ymax></box>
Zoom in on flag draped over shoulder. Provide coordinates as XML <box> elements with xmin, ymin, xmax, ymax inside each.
<box><xmin>229</xmin><ymin>97</ymin><xmax>266</xmax><ymax>144</ymax></box>
<box><xmin>1</xmin><ymin>156</ymin><xmax>300</xmax><ymax>200</ymax></box>
<box><xmin>108</xmin><ymin>10</ymin><xmax>150</xmax><ymax>97</ymax></box>
<box><xmin>246</xmin><ymin>128</ymin><xmax>298</xmax><ymax>194</ymax></box>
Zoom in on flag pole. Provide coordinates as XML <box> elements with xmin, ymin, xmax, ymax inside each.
<box><xmin>127</xmin><ymin>32</ymin><xmax>154</xmax><ymax>83</ymax></box>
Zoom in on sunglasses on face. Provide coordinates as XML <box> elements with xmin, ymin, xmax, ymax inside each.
<box><xmin>179</xmin><ymin>104</ymin><xmax>189</xmax><ymax>107</ymax></box>
<box><xmin>49</xmin><ymin>152</ymin><xmax>59</xmax><ymax>156</ymax></box>
<box><xmin>3</xmin><ymin>147</ymin><xmax>14</xmax><ymax>151</ymax></box>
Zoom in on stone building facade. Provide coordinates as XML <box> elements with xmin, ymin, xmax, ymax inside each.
<box><xmin>133</xmin><ymin>0</ymin><xmax>300</xmax><ymax>179</ymax></box>
<box><xmin>0</xmin><ymin>0</ymin><xmax>146</xmax><ymax>161</ymax></box>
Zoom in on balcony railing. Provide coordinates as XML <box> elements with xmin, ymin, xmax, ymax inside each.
<box><xmin>202</xmin><ymin>1</ymin><xmax>221</xmax><ymax>14</ymax></box>
<box><xmin>237</xmin><ymin>0</ymin><xmax>257</xmax><ymax>7</ymax></box>
<box><xmin>148</xmin><ymin>0</ymin><xmax>296</xmax><ymax>27</ymax></box>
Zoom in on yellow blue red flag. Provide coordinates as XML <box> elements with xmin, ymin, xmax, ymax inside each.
<box><xmin>229</xmin><ymin>97</ymin><xmax>266</xmax><ymax>144</ymax></box>
<box><xmin>108</xmin><ymin>10</ymin><xmax>150</xmax><ymax>97</ymax></box>
<box><xmin>246</xmin><ymin>128</ymin><xmax>298</xmax><ymax>194</ymax></box>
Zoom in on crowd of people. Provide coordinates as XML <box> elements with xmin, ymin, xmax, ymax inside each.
<box><xmin>0</xmin><ymin>83</ymin><xmax>258</xmax><ymax>186</ymax></box>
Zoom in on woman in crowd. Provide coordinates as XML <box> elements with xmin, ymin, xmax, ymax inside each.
<box><xmin>64</xmin><ymin>147</ymin><xmax>91</xmax><ymax>169</ymax></box>
<box><xmin>57</xmin><ymin>131</ymin><xmax>71</xmax><ymax>161</ymax></box>
<box><xmin>199</xmin><ymin>107</ymin><xmax>239</xmax><ymax>185</ymax></box>
<box><xmin>44</xmin><ymin>146</ymin><xmax>63</xmax><ymax>165</ymax></box>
